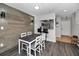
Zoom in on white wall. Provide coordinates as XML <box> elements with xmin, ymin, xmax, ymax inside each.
<box><xmin>71</xmin><ymin>14</ymin><xmax>75</xmax><ymax>36</ymax></box>
<box><xmin>56</xmin><ymin>16</ymin><xmax>61</xmax><ymax>37</ymax></box>
<box><xmin>71</xmin><ymin>11</ymin><xmax>79</xmax><ymax>37</ymax></box>
<box><xmin>34</xmin><ymin>13</ymin><xmax>56</xmax><ymax>42</ymax></box>
<box><xmin>56</xmin><ymin>16</ymin><xmax>72</xmax><ymax>38</ymax></box>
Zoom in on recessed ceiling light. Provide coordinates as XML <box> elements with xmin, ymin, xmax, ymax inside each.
<box><xmin>64</xmin><ymin>10</ymin><xmax>68</xmax><ymax>12</ymax></box>
<box><xmin>34</xmin><ymin>5</ymin><xmax>39</xmax><ymax>10</ymax></box>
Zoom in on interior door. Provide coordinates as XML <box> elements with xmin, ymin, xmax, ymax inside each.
<box><xmin>61</xmin><ymin>20</ymin><xmax>71</xmax><ymax>36</ymax></box>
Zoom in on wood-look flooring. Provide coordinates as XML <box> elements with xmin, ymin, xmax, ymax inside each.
<box><xmin>56</xmin><ymin>36</ymin><xmax>73</xmax><ymax>44</ymax></box>
<box><xmin>0</xmin><ymin>41</ymin><xmax>79</xmax><ymax>56</ymax></box>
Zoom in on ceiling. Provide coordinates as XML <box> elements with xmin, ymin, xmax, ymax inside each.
<box><xmin>5</xmin><ymin>3</ymin><xmax>79</xmax><ymax>17</ymax></box>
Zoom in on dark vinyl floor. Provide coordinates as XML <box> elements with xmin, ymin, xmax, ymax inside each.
<box><xmin>0</xmin><ymin>41</ymin><xmax>79</xmax><ymax>56</ymax></box>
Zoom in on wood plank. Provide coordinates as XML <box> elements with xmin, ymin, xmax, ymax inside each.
<box><xmin>0</xmin><ymin>41</ymin><xmax>79</xmax><ymax>56</ymax></box>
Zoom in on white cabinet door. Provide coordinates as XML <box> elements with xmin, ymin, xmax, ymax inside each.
<box><xmin>47</xmin><ymin>30</ymin><xmax>56</xmax><ymax>42</ymax></box>
<box><xmin>41</xmin><ymin>33</ymin><xmax>46</xmax><ymax>40</ymax></box>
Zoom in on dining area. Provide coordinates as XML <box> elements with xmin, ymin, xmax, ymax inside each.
<box><xmin>18</xmin><ymin>32</ymin><xmax>46</xmax><ymax>56</ymax></box>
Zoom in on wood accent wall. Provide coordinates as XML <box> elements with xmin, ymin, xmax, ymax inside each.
<box><xmin>0</xmin><ymin>3</ymin><xmax>34</xmax><ymax>53</ymax></box>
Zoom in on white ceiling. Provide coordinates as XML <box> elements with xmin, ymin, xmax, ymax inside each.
<box><xmin>5</xmin><ymin>3</ymin><xmax>79</xmax><ymax>17</ymax></box>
